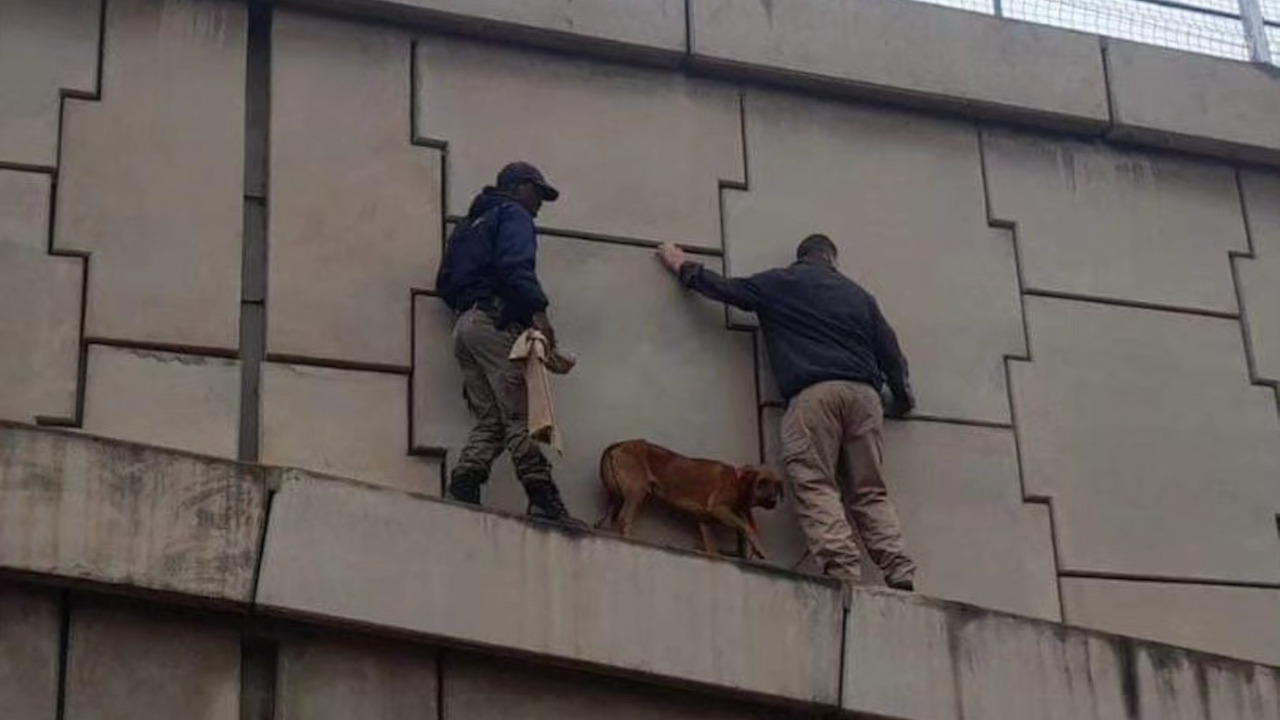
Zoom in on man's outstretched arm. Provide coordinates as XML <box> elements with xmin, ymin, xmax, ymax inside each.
<box><xmin>656</xmin><ymin>243</ymin><xmax>763</xmax><ymax>312</ymax></box>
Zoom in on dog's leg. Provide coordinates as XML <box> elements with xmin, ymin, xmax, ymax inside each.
<box><xmin>711</xmin><ymin>507</ymin><xmax>769</xmax><ymax>560</ymax></box>
<box><xmin>698</xmin><ymin>523</ymin><xmax>720</xmax><ymax>556</ymax></box>
<box><xmin>618</xmin><ymin>493</ymin><xmax>646</xmax><ymax>539</ymax></box>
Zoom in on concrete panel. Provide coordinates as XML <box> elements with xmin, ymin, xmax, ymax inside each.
<box><xmin>414</xmin><ymin>237</ymin><xmax>758</xmax><ymax>551</ymax></box>
<box><xmin>725</xmin><ymin>91</ymin><xmax>1024</xmax><ymax>423</ymax></box>
<box><xmin>984</xmin><ymin>131</ymin><xmax>1246</xmax><ymax>313</ymax></box>
<box><xmin>55</xmin><ymin>0</ymin><xmax>245</xmax><ymax>350</ymax></box>
<box><xmin>0</xmin><ymin>583</ymin><xmax>60</xmax><ymax>720</ymax></box>
<box><xmin>690</xmin><ymin>0</ymin><xmax>1108</xmax><ymax>128</ymax></box>
<box><xmin>0</xmin><ymin>423</ymin><xmax>266</xmax><ymax>603</ymax></box>
<box><xmin>411</xmin><ymin>296</ymin><xmax>469</xmax><ymax>453</ymax></box>
<box><xmin>270</xmin><ymin>11</ymin><xmax>441</xmax><ymax>368</ymax></box>
<box><xmin>1133</xmin><ymin>645</ymin><xmax>1280</xmax><ymax>720</ymax></box>
<box><xmin>1107</xmin><ymin>40</ymin><xmax>1280</xmax><ymax>164</ymax></box>
<box><xmin>256</xmin><ymin>470</ymin><xmax>845</xmax><ymax>706</ymax></box>
<box><xmin>444</xmin><ymin>653</ymin><xmax>788</xmax><ymax>720</ymax></box>
<box><xmin>277</xmin><ymin>636</ymin><xmax>437</xmax><ymax>720</ymax></box>
<box><xmin>1062</xmin><ymin>578</ymin><xmax>1280</xmax><ymax>667</ymax></box>
<box><xmin>416</xmin><ymin>37</ymin><xmax>743</xmax><ymax>250</ymax></box>
<box><xmin>81</xmin><ymin>345</ymin><xmax>240</xmax><ymax>459</ymax></box>
<box><xmin>0</xmin><ymin>172</ymin><xmax>81</xmax><ymax>424</ymax></box>
<box><xmin>64</xmin><ymin>602</ymin><xmax>240</xmax><ymax>720</ymax></box>
<box><xmin>1239</xmin><ymin>170</ymin><xmax>1280</xmax><ymax>385</ymax></box>
<box><xmin>0</xmin><ymin>0</ymin><xmax>100</xmax><ymax>167</ymax></box>
<box><xmin>262</xmin><ymin>363</ymin><xmax>440</xmax><ymax>495</ymax></box>
<box><xmin>1010</xmin><ymin>297</ymin><xmax>1280</xmax><ymax>582</ymax></box>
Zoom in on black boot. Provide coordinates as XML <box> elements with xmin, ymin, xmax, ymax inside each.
<box><xmin>524</xmin><ymin>481</ymin><xmax>587</xmax><ymax>530</ymax></box>
<box><xmin>447</xmin><ymin>469</ymin><xmax>486</xmax><ymax>506</ymax></box>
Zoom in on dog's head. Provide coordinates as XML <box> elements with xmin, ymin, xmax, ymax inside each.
<box><xmin>739</xmin><ymin>465</ymin><xmax>783</xmax><ymax>510</ymax></box>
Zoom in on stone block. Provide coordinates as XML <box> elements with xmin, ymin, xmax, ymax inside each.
<box><xmin>1132</xmin><ymin>644</ymin><xmax>1280</xmax><ymax>720</ymax></box>
<box><xmin>81</xmin><ymin>345</ymin><xmax>240</xmax><ymax>459</ymax></box>
<box><xmin>55</xmin><ymin>0</ymin><xmax>245</xmax><ymax>350</ymax></box>
<box><xmin>277</xmin><ymin>635</ymin><xmax>437</xmax><ymax>720</ymax></box>
<box><xmin>411</xmin><ymin>296</ymin><xmax>469</xmax><ymax>453</ymax></box>
<box><xmin>984</xmin><ymin>130</ymin><xmax>1246</xmax><ymax>313</ymax></box>
<box><xmin>261</xmin><ymin>363</ymin><xmax>440</xmax><ymax>495</ymax></box>
<box><xmin>0</xmin><ymin>423</ymin><xmax>266</xmax><ymax>603</ymax></box>
<box><xmin>64</xmin><ymin>601</ymin><xmax>240</xmax><ymax>720</ymax></box>
<box><xmin>0</xmin><ymin>171</ymin><xmax>81</xmax><ymax>424</ymax></box>
<box><xmin>689</xmin><ymin>0</ymin><xmax>1108</xmax><ymax>129</ymax></box>
<box><xmin>270</xmin><ymin>11</ymin><xmax>441</xmax><ymax>369</ymax></box>
<box><xmin>416</xmin><ymin>36</ymin><xmax>743</xmax><ymax>250</ymax></box>
<box><xmin>1061</xmin><ymin>578</ymin><xmax>1280</xmax><ymax>667</ymax></box>
<box><xmin>0</xmin><ymin>583</ymin><xmax>60</xmax><ymax>720</ymax></box>
<box><xmin>0</xmin><ymin>0</ymin><xmax>100</xmax><ymax>167</ymax></box>
<box><xmin>256</xmin><ymin>471</ymin><xmax>845</xmax><ymax>706</ymax></box>
<box><xmin>1238</xmin><ymin>170</ymin><xmax>1280</xmax><ymax>385</ymax></box>
<box><xmin>724</xmin><ymin>91</ymin><xmax>1023</xmax><ymax>424</ymax></box>
<box><xmin>1010</xmin><ymin>297</ymin><xmax>1280</xmax><ymax>582</ymax></box>
<box><xmin>443</xmin><ymin>653</ymin><xmax>784</xmax><ymax>720</ymax></box>
<box><xmin>1107</xmin><ymin>40</ymin><xmax>1280</xmax><ymax>165</ymax></box>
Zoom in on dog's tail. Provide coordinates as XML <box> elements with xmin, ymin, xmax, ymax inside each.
<box><xmin>595</xmin><ymin>443</ymin><xmax>625</xmax><ymax>530</ymax></box>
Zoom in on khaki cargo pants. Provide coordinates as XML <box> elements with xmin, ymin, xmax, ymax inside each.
<box><xmin>452</xmin><ymin>308</ymin><xmax>552</xmax><ymax>486</ymax></box>
<box><xmin>781</xmin><ymin>380</ymin><xmax>915</xmax><ymax>584</ymax></box>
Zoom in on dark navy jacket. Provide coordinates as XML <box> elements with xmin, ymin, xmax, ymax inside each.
<box><xmin>679</xmin><ymin>259</ymin><xmax>911</xmax><ymax>403</ymax></box>
<box><xmin>436</xmin><ymin>189</ymin><xmax>548</xmax><ymax>327</ymax></box>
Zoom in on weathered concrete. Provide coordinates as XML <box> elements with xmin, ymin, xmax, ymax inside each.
<box><xmin>270</xmin><ymin>11</ymin><xmax>441</xmax><ymax>369</ymax></box>
<box><xmin>1132</xmin><ymin>643</ymin><xmax>1280</xmax><ymax>720</ymax></box>
<box><xmin>0</xmin><ymin>423</ymin><xmax>266</xmax><ymax>603</ymax></box>
<box><xmin>1062</xmin><ymin>578</ymin><xmax>1280</xmax><ymax>667</ymax></box>
<box><xmin>984</xmin><ymin>130</ymin><xmax>1247</xmax><ymax>313</ymax></box>
<box><xmin>1239</xmin><ymin>170</ymin><xmax>1280</xmax><ymax>386</ymax></box>
<box><xmin>81</xmin><ymin>345</ymin><xmax>240</xmax><ymax>459</ymax></box>
<box><xmin>843</xmin><ymin>589</ymin><xmax>959</xmax><ymax>719</ymax></box>
<box><xmin>0</xmin><ymin>171</ymin><xmax>81</xmax><ymax>424</ymax></box>
<box><xmin>0</xmin><ymin>583</ymin><xmax>60</xmax><ymax>720</ymax></box>
<box><xmin>64</xmin><ymin>601</ymin><xmax>240</xmax><ymax>720</ymax></box>
<box><xmin>277</xmin><ymin>635</ymin><xmax>438</xmax><ymax>719</ymax></box>
<box><xmin>411</xmin><ymin>296</ymin><xmax>470</xmax><ymax>455</ymax></box>
<box><xmin>261</xmin><ymin>363</ymin><xmax>440</xmax><ymax>495</ymax></box>
<box><xmin>416</xmin><ymin>35</ymin><xmax>742</xmax><ymax>250</ymax></box>
<box><xmin>690</xmin><ymin>0</ymin><xmax>1109</xmax><ymax>129</ymax></box>
<box><xmin>55</xmin><ymin>0</ymin><xmax>245</xmax><ymax>350</ymax></box>
<box><xmin>1010</xmin><ymin>297</ymin><xmax>1280</xmax><ymax>583</ymax></box>
<box><xmin>725</xmin><ymin>91</ymin><xmax>1024</xmax><ymax>423</ymax></box>
<box><xmin>0</xmin><ymin>0</ymin><xmax>100</xmax><ymax>167</ymax></box>
<box><xmin>256</xmin><ymin>470</ymin><xmax>845</xmax><ymax>706</ymax></box>
<box><xmin>1107</xmin><ymin>40</ymin><xmax>1280</xmax><ymax>164</ymax></box>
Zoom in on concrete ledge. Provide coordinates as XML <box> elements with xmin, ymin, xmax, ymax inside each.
<box><xmin>254</xmin><ymin>469</ymin><xmax>845</xmax><ymax>708</ymax></box>
<box><xmin>0</xmin><ymin>423</ymin><xmax>267</xmax><ymax>605</ymax></box>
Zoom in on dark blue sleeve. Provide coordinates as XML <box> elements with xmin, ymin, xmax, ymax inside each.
<box><xmin>870</xmin><ymin>298</ymin><xmax>912</xmax><ymax>401</ymax></box>
<box><xmin>493</xmin><ymin>204</ymin><xmax>549</xmax><ymax>318</ymax></box>
<box><xmin>677</xmin><ymin>261</ymin><xmax>766</xmax><ymax>312</ymax></box>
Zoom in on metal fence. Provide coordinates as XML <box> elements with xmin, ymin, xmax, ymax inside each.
<box><xmin>912</xmin><ymin>0</ymin><xmax>1278</xmax><ymax>64</ymax></box>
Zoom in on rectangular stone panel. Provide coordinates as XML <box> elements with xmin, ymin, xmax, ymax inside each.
<box><xmin>1239</xmin><ymin>170</ymin><xmax>1280</xmax><ymax>385</ymax></box>
<box><xmin>690</xmin><ymin>0</ymin><xmax>1109</xmax><ymax>128</ymax></box>
<box><xmin>277</xmin><ymin>635</ymin><xmax>437</xmax><ymax>720</ymax></box>
<box><xmin>270</xmin><ymin>11</ymin><xmax>442</xmax><ymax>369</ymax></box>
<box><xmin>1107</xmin><ymin>40</ymin><xmax>1280</xmax><ymax>165</ymax></box>
<box><xmin>1062</xmin><ymin>578</ymin><xmax>1280</xmax><ymax>667</ymax></box>
<box><xmin>0</xmin><ymin>171</ymin><xmax>82</xmax><ymax>424</ymax></box>
<box><xmin>55</xmin><ymin>0</ymin><xmax>245</xmax><ymax>350</ymax></box>
<box><xmin>1010</xmin><ymin>297</ymin><xmax>1280</xmax><ymax>582</ymax></box>
<box><xmin>0</xmin><ymin>423</ymin><xmax>266</xmax><ymax>603</ymax></box>
<box><xmin>0</xmin><ymin>0</ymin><xmax>101</xmax><ymax>167</ymax></box>
<box><xmin>262</xmin><ymin>363</ymin><xmax>440</xmax><ymax>495</ymax></box>
<box><xmin>411</xmin><ymin>296</ymin><xmax>469</xmax><ymax>453</ymax></box>
<box><xmin>0</xmin><ymin>583</ymin><xmax>60</xmax><ymax>720</ymax></box>
<box><xmin>256</xmin><ymin>470</ymin><xmax>845</xmax><ymax>706</ymax></box>
<box><xmin>64</xmin><ymin>601</ymin><xmax>240</xmax><ymax>720</ymax></box>
<box><xmin>81</xmin><ymin>345</ymin><xmax>240</xmax><ymax>459</ymax></box>
<box><xmin>416</xmin><ymin>36</ymin><xmax>743</xmax><ymax>250</ymax></box>
<box><xmin>984</xmin><ymin>130</ymin><xmax>1246</xmax><ymax>313</ymax></box>
<box><xmin>724</xmin><ymin>91</ymin><xmax>1024</xmax><ymax>423</ymax></box>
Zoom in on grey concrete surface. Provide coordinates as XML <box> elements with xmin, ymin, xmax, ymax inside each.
<box><xmin>416</xmin><ymin>35</ymin><xmax>742</xmax><ymax>251</ymax></box>
<box><xmin>1010</xmin><ymin>296</ymin><xmax>1280</xmax><ymax>583</ymax></box>
<box><xmin>270</xmin><ymin>11</ymin><xmax>441</xmax><ymax>369</ymax></box>
<box><xmin>0</xmin><ymin>583</ymin><xmax>60</xmax><ymax>720</ymax></box>
<box><xmin>1132</xmin><ymin>643</ymin><xmax>1280</xmax><ymax>720</ymax></box>
<box><xmin>0</xmin><ymin>423</ymin><xmax>266</xmax><ymax>603</ymax></box>
<box><xmin>277</xmin><ymin>635</ymin><xmax>438</xmax><ymax>719</ymax></box>
<box><xmin>690</xmin><ymin>0</ymin><xmax>1108</xmax><ymax>129</ymax></box>
<box><xmin>984</xmin><ymin>129</ymin><xmax>1247</xmax><ymax>313</ymax></box>
<box><xmin>256</xmin><ymin>470</ymin><xmax>845</xmax><ymax>706</ymax></box>
<box><xmin>843</xmin><ymin>589</ymin><xmax>959</xmax><ymax>719</ymax></box>
<box><xmin>54</xmin><ymin>0</ymin><xmax>245</xmax><ymax>350</ymax></box>
<box><xmin>1239</xmin><ymin>170</ymin><xmax>1280</xmax><ymax>386</ymax></box>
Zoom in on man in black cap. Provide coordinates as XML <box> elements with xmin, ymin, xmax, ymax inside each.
<box><xmin>436</xmin><ymin>162</ymin><xmax>583</xmax><ymax>527</ymax></box>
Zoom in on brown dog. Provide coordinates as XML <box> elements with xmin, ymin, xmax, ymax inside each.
<box><xmin>595</xmin><ymin>439</ymin><xmax>783</xmax><ymax>558</ymax></box>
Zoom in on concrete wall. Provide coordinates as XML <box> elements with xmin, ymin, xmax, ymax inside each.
<box><xmin>1</xmin><ymin>0</ymin><xmax>1278</xmax><ymax>696</ymax></box>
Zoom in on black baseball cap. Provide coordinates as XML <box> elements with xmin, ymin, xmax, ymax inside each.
<box><xmin>496</xmin><ymin>162</ymin><xmax>560</xmax><ymax>202</ymax></box>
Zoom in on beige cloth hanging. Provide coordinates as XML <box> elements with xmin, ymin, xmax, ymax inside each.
<box><xmin>508</xmin><ymin>329</ymin><xmax>575</xmax><ymax>455</ymax></box>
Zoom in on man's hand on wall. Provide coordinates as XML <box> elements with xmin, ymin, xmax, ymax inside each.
<box><xmin>656</xmin><ymin>242</ymin><xmax>687</xmax><ymax>274</ymax></box>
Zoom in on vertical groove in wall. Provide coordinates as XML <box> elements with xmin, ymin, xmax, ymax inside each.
<box><xmin>53</xmin><ymin>591</ymin><xmax>71</xmax><ymax>720</ymax></box>
<box><xmin>239</xmin><ymin>0</ymin><xmax>272</xmax><ymax>463</ymax></box>
<box><xmin>239</xmin><ymin>638</ymin><xmax>278</xmax><ymax>720</ymax></box>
